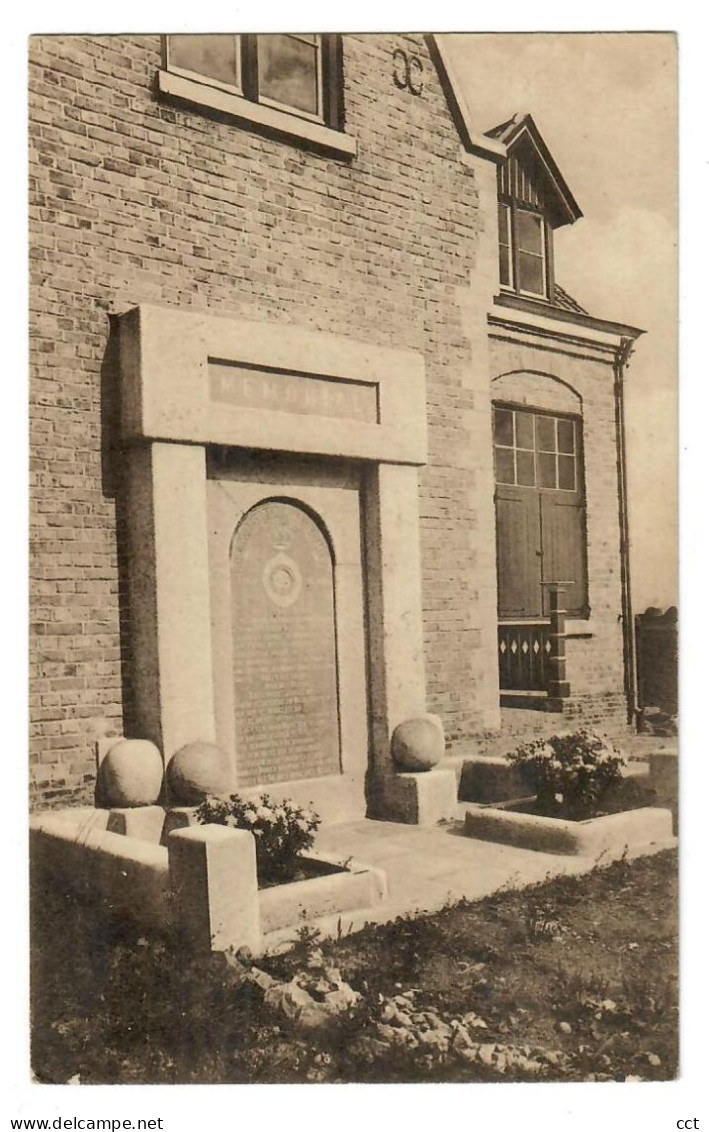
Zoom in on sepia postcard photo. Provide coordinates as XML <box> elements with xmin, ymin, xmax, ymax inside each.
<box><xmin>24</xmin><ymin>21</ymin><xmax>683</xmax><ymax>1102</ymax></box>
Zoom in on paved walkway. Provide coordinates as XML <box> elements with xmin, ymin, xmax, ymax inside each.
<box><xmin>263</xmin><ymin>809</ymin><xmax>676</xmax><ymax>951</ymax></box>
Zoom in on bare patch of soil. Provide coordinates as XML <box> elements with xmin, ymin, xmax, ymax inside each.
<box><xmin>31</xmin><ymin>850</ymin><xmax>677</xmax><ymax>1083</ymax></box>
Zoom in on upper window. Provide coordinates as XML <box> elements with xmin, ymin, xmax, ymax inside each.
<box><xmin>166</xmin><ymin>33</ymin><xmax>339</xmax><ymax>128</ymax></box>
<box><xmin>497</xmin><ymin>201</ymin><xmax>549</xmax><ymax>299</ymax></box>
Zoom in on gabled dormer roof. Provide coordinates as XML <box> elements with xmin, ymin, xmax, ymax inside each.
<box><xmin>486</xmin><ymin>112</ymin><xmax>582</xmax><ymax>228</ymax></box>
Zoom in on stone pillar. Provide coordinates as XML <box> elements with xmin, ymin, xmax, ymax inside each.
<box><xmin>364</xmin><ymin>463</ymin><xmax>427</xmax><ymax>778</ymax></box>
<box><xmin>124</xmin><ymin>442</ymin><xmax>216</xmax><ymax>763</ymax></box>
<box><xmin>363</xmin><ymin>463</ymin><xmax>460</xmax><ymax>822</ymax></box>
<box><xmin>455</xmin><ymin>156</ymin><xmax>505</xmax><ymax>734</ymax></box>
<box><xmin>167</xmin><ymin>825</ymin><xmax>261</xmax><ymax>954</ymax></box>
<box><xmin>545</xmin><ymin>583</ymin><xmax>571</xmax><ymax>709</ymax></box>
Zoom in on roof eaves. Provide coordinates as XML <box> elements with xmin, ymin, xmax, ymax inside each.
<box><xmin>492</xmin><ymin>292</ymin><xmax>645</xmax><ymax>342</ymax></box>
<box><xmin>426</xmin><ymin>35</ymin><xmax>507</xmax><ymax>165</ymax></box>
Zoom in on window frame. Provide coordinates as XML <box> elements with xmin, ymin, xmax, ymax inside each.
<box><xmin>493</xmin><ymin>401</ymin><xmax>589</xmax><ymax>620</ymax></box>
<box><xmin>493</xmin><ymin>404</ymin><xmax>581</xmax><ymax>494</ymax></box>
<box><xmin>165</xmin><ymin>34</ymin><xmax>244</xmax><ymax>98</ymax></box>
<box><xmin>255</xmin><ymin>34</ymin><xmax>324</xmax><ymax>125</ymax></box>
<box><xmin>164</xmin><ymin>33</ymin><xmax>342</xmax><ymax>131</ymax></box>
<box><xmin>497</xmin><ymin>202</ymin><xmax>513</xmax><ymax>289</ymax></box>
<box><xmin>498</xmin><ymin>199</ymin><xmax>553</xmax><ymax>301</ymax></box>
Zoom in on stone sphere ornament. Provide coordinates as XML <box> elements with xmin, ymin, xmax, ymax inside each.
<box><xmin>97</xmin><ymin>738</ymin><xmax>164</xmax><ymax>808</ymax></box>
<box><xmin>391</xmin><ymin>715</ymin><xmax>445</xmax><ymax>772</ymax></box>
<box><xmin>166</xmin><ymin>741</ymin><xmax>235</xmax><ymax>805</ymax></box>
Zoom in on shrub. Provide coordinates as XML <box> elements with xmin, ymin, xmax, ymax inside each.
<box><xmin>506</xmin><ymin>729</ymin><xmax>625</xmax><ymax>820</ymax></box>
<box><xmin>196</xmin><ymin>793</ymin><xmax>321</xmax><ymax>885</ymax></box>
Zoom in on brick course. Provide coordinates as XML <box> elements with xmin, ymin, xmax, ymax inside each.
<box><xmin>29</xmin><ymin>34</ymin><xmax>630</xmax><ymax>808</ymax></box>
<box><xmin>29</xmin><ymin>33</ymin><xmax>501</xmax><ymax>807</ymax></box>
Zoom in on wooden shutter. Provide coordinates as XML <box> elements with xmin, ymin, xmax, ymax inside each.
<box><xmin>540</xmin><ymin>492</ymin><xmax>587</xmax><ymax>617</ymax></box>
<box><xmin>495</xmin><ymin>485</ymin><xmax>543</xmax><ymax>618</ymax></box>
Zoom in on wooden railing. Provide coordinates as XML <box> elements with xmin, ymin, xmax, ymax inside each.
<box><xmin>498</xmin><ymin>583</ymin><xmax>572</xmax><ymax>706</ymax></box>
<box><xmin>498</xmin><ymin>621</ymin><xmax>551</xmax><ymax>691</ymax></box>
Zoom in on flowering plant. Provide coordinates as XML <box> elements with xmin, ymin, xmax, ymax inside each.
<box><xmin>196</xmin><ymin>792</ymin><xmax>321</xmax><ymax>885</ymax></box>
<box><xmin>506</xmin><ymin>729</ymin><xmax>625</xmax><ymax>819</ymax></box>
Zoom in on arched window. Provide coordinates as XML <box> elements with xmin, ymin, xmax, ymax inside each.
<box><xmin>493</xmin><ymin>400</ymin><xmax>588</xmax><ymax>620</ymax></box>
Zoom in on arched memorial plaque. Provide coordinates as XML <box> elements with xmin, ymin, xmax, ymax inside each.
<box><xmin>230</xmin><ymin>500</ymin><xmax>341</xmax><ymax>786</ymax></box>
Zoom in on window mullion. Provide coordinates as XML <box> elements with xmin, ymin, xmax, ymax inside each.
<box><xmin>510</xmin><ymin>205</ymin><xmax>519</xmax><ymax>292</ymax></box>
<box><xmin>544</xmin><ymin>218</ymin><xmax>554</xmax><ymax>298</ymax></box>
<box><xmin>512</xmin><ymin>409</ymin><xmax>518</xmax><ymax>485</ymax></box>
<box><xmin>313</xmin><ymin>40</ymin><xmax>323</xmax><ymax>120</ymax></box>
<box><xmin>537</xmin><ymin>492</ymin><xmax>546</xmax><ymax>617</ymax></box>
<box><xmin>241</xmin><ymin>34</ymin><xmax>259</xmax><ymax>102</ymax></box>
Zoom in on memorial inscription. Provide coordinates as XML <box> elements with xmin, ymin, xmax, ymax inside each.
<box><xmin>230</xmin><ymin>500</ymin><xmax>341</xmax><ymax>786</ymax></box>
<box><xmin>210</xmin><ymin>360</ymin><xmax>379</xmax><ymax>423</ymax></box>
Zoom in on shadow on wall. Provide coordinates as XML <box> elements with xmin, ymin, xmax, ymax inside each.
<box><xmin>635</xmin><ymin>606</ymin><xmax>678</xmax><ymax>734</ymax></box>
<box><xmin>100</xmin><ymin>315</ymin><xmax>137</xmax><ymax>741</ymax></box>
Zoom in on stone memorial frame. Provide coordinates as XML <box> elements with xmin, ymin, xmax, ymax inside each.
<box><xmin>207</xmin><ymin>461</ymin><xmax>369</xmax><ymax>820</ymax></box>
<box><xmin>118</xmin><ymin>304</ymin><xmax>430</xmax><ymax>821</ymax></box>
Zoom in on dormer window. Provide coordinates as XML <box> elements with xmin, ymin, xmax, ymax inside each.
<box><xmin>498</xmin><ymin>201</ymin><xmax>549</xmax><ymax>298</ymax></box>
<box><xmin>498</xmin><ymin>199</ymin><xmax>551</xmax><ymax>302</ymax></box>
<box><xmin>515</xmin><ymin>209</ymin><xmax>547</xmax><ymax>296</ymax></box>
<box><xmin>487</xmin><ymin>113</ymin><xmax>583</xmax><ymax>303</ymax></box>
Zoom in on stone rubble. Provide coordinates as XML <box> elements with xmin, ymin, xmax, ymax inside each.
<box><xmin>238</xmin><ymin>949</ymin><xmax>566</xmax><ymax>1077</ymax></box>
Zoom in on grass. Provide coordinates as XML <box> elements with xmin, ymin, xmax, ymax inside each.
<box><xmin>30</xmin><ymin>849</ymin><xmax>678</xmax><ymax>1084</ymax></box>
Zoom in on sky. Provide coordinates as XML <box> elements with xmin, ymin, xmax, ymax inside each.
<box><xmin>446</xmin><ymin>32</ymin><xmax>678</xmax><ymax>611</ymax></box>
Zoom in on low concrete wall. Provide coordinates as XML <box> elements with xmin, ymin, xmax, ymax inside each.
<box><xmin>463</xmin><ymin>803</ymin><xmax>674</xmax><ymax>857</ymax></box>
<box><xmin>30</xmin><ymin>808</ymin><xmax>387</xmax><ymax>954</ymax></box>
<box><xmin>648</xmin><ymin>751</ymin><xmax>679</xmax><ymax>833</ymax></box>
<box><xmin>259</xmin><ymin>853</ymin><xmax>387</xmax><ymax>935</ymax></box>
<box><xmin>457</xmin><ymin>756</ymin><xmax>530</xmax><ymax>803</ymax></box>
<box><xmin>30</xmin><ymin>813</ymin><xmax>171</xmax><ymax>932</ymax></box>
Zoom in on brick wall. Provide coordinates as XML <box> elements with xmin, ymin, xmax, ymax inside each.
<box><xmin>29</xmin><ymin>33</ymin><xmax>501</xmax><ymax>807</ymax></box>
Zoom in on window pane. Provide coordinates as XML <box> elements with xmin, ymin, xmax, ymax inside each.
<box><xmin>516</xmin><ymin>450</ymin><xmax>536</xmax><ymax>486</ymax></box>
<box><xmin>257</xmin><ymin>34</ymin><xmax>319</xmax><ymax>115</ymax></box>
<box><xmin>494</xmin><ymin>408</ymin><xmax>514</xmax><ymax>447</ymax></box>
<box><xmin>498</xmin><ymin>205</ymin><xmax>511</xmax><ymax>286</ymax></box>
<box><xmin>169</xmin><ymin>35</ymin><xmax>239</xmax><ymax>87</ymax></box>
<box><xmin>536</xmin><ymin>415</ymin><xmax>556</xmax><ymax>452</ymax></box>
<box><xmin>515</xmin><ymin>411</ymin><xmax>534</xmax><ymax>451</ymax></box>
<box><xmin>518</xmin><ymin>251</ymin><xmax>545</xmax><ymax>295</ymax></box>
<box><xmin>498</xmin><ymin>244</ymin><xmax>511</xmax><ymax>287</ymax></box>
<box><xmin>498</xmin><ymin>203</ymin><xmax>510</xmax><ymax>244</ymax></box>
<box><xmin>558</xmin><ymin>454</ymin><xmax>576</xmax><ymax>491</ymax></box>
<box><xmin>558</xmin><ymin>418</ymin><xmax>575</xmax><ymax>454</ymax></box>
<box><xmin>538</xmin><ymin>452</ymin><xmax>557</xmax><ymax>488</ymax></box>
<box><xmin>495</xmin><ymin>447</ymin><xmax>515</xmax><ymax>484</ymax></box>
<box><xmin>516</xmin><ymin>210</ymin><xmax>543</xmax><ymax>256</ymax></box>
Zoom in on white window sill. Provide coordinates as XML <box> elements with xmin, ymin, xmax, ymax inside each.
<box><xmin>158</xmin><ymin>69</ymin><xmax>358</xmax><ymax>158</ymax></box>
